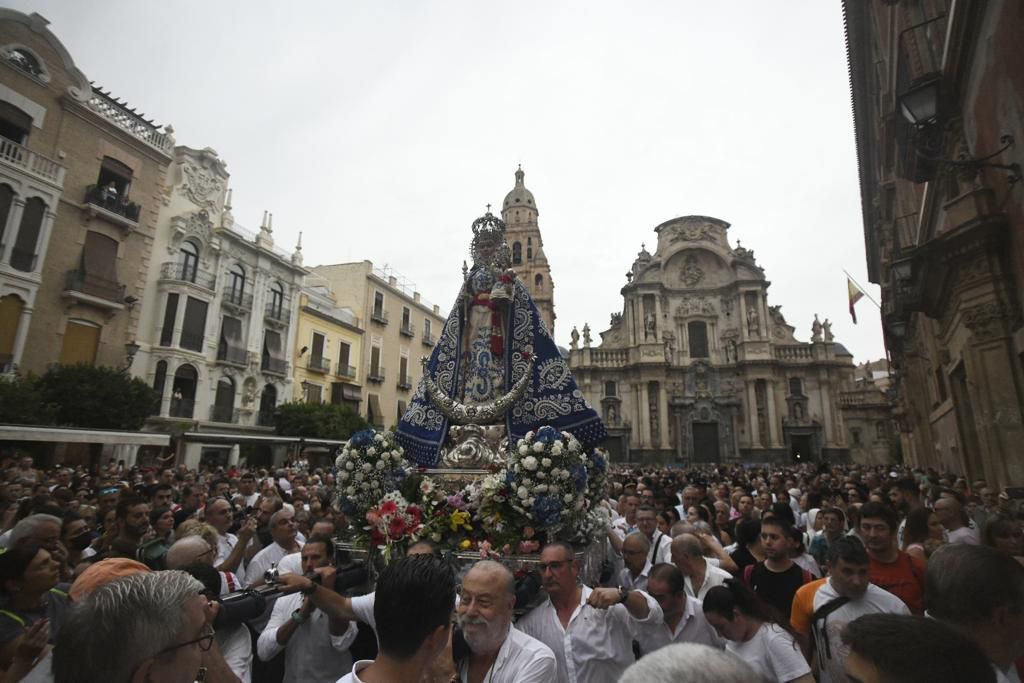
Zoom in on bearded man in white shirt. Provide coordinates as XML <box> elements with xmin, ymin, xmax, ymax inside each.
<box><xmin>516</xmin><ymin>541</ymin><xmax>663</xmax><ymax>683</ymax></box>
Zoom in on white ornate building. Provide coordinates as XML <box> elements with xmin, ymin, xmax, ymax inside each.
<box><xmin>568</xmin><ymin>215</ymin><xmax>896</xmax><ymax>464</ymax></box>
<box><xmin>131</xmin><ymin>146</ymin><xmax>306</xmax><ymax>468</ymax></box>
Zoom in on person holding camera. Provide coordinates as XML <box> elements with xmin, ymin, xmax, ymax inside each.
<box><xmin>256</xmin><ymin>534</ymin><xmax>356</xmax><ymax>683</ymax></box>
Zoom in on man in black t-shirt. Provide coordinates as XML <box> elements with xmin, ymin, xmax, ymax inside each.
<box><xmin>743</xmin><ymin>517</ymin><xmax>810</xmax><ymax>621</ymax></box>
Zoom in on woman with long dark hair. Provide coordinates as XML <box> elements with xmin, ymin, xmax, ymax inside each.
<box><xmin>901</xmin><ymin>506</ymin><xmax>945</xmax><ymax>561</ymax></box>
<box><xmin>702</xmin><ymin>579</ymin><xmax>813</xmax><ymax>683</ymax></box>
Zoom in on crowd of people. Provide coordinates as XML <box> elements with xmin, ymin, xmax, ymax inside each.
<box><xmin>0</xmin><ymin>451</ymin><xmax>1020</xmax><ymax>682</ymax></box>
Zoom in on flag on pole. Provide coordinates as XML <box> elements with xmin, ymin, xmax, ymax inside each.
<box><xmin>848</xmin><ymin>276</ymin><xmax>865</xmax><ymax>324</ymax></box>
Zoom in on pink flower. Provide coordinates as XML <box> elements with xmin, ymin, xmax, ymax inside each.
<box><xmin>517</xmin><ymin>540</ymin><xmax>540</xmax><ymax>554</ymax></box>
<box><xmin>502</xmin><ymin>544</ymin><xmax>513</xmax><ymax>555</ymax></box>
<box><xmin>380</xmin><ymin>500</ymin><xmax>398</xmax><ymax>516</ymax></box>
<box><xmin>478</xmin><ymin>540</ymin><xmax>493</xmax><ymax>558</ymax></box>
<box><xmin>407</xmin><ymin>505</ymin><xmax>422</xmax><ymax>524</ymax></box>
<box><xmin>366</xmin><ymin>511</ymin><xmax>381</xmax><ymax>526</ymax></box>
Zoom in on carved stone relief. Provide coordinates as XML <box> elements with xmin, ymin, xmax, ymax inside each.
<box><xmin>183</xmin><ymin>162</ymin><xmax>224</xmax><ymax>209</ymax></box>
<box><xmin>681</xmin><ymin>254</ymin><xmax>705</xmax><ymax>286</ymax></box>
<box><xmin>672</xmin><ymin>223</ymin><xmax>714</xmax><ymax>242</ymax></box>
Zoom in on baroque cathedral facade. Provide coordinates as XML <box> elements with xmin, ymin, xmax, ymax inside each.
<box><xmin>567</xmin><ymin>216</ymin><xmax>895</xmax><ymax>464</ymax></box>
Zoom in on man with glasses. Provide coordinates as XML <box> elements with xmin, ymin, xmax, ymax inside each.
<box><xmin>53</xmin><ymin>570</ymin><xmax>238</xmax><ymax>683</ymax></box>
<box><xmin>634</xmin><ymin>563</ymin><xmax>722</xmax><ymax>654</ymax></box>
<box><xmin>516</xmin><ymin>541</ymin><xmax>662</xmax><ymax>683</ymax></box>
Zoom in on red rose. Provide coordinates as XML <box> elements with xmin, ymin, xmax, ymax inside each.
<box><xmin>380</xmin><ymin>500</ymin><xmax>398</xmax><ymax>516</ymax></box>
<box><xmin>388</xmin><ymin>516</ymin><xmax>407</xmax><ymax>539</ymax></box>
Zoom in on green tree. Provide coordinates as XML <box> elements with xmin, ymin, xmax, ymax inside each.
<box><xmin>0</xmin><ymin>373</ymin><xmax>54</xmax><ymax>425</ymax></box>
<box><xmin>274</xmin><ymin>401</ymin><xmax>368</xmax><ymax>440</ymax></box>
<box><xmin>35</xmin><ymin>364</ymin><xmax>158</xmax><ymax>430</ymax></box>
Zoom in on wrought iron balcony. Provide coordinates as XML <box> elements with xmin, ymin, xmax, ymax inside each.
<box><xmin>64</xmin><ymin>269</ymin><xmax>125</xmax><ymax>306</ymax></box>
<box><xmin>223</xmin><ymin>290</ymin><xmax>253</xmax><ymax>312</ymax></box>
<box><xmin>399</xmin><ymin>322</ymin><xmax>415</xmax><ymax>337</ymax></box>
<box><xmin>338</xmin><ymin>364</ymin><xmax>357</xmax><ymax>379</ymax></box>
<box><xmin>397</xmin><ymin>374</ymin><xmax>413</xmax><ymax>390</ymax></box>
<box><xmin>216</xmin><ymin>345</ymin><xmax>248</xmax><ymax>367</ymax></box>
<box><xmin>262</xmin><ymin>357</ymin><xmax>288</xmax><ymax>376</ymax></box>
<box><xmin>265</xmin><ymin>300</ymin><xmax>290</xmax><ymax>324</ymax></box>
<box><xmin>169</xmin><ymin>398</ymin><xmax>195</xmax><ymax>419</ymax></box>
<box><xmin>370</xmin><ymin>308</ymin><xmax>389</xmax><ymax>325</ymax></box>
<box><xmin>367</xmin><ymin>366</ymin><xmax>386</xmax><ymax>383</ymax></box>
<box><xmin>209</xmin><ymin>405</ymin><xmax>239</xmax><ymax>423</ymax></box>
<box><xmin>308</xmin><ymin>355</ymin><xmax>331</xmax><ymax>374</ymax></box>
<box><xmin>422</xmin><ymin>333</ymin><xmax>436</xmax><ymax>346</ymax></box>
<box><xmin>0</xmin><ymin>136</ymin><xmax>65</xmax><ymax>187</ymax></box>
<box><xmin>160</xmin><ymin>261</ymin><xmax>217</xmax><ymax>290</ymax></box>
<box><xmin>84</xmin><ymin>184</ymin><xmax>141</xmax><ymax>228</ymax></box>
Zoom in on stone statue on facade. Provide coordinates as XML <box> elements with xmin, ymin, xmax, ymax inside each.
<box><xmin>662</xmin><ymin>332</ymin><xmax>675</xmax><ymax>364</ymax></box>
<box><xmin>570</xmin><ymin>326</ymin><xmax>580</xmax><ymax>350</ymax></box>
<box><xmin>823</xmin><ymin>318</ymin><xmax>834</xmax><ymax>342</ymax></box>
<box><xmin>812</xmin><ymin>314</ymin><xmax>823</xmax><ymax>343</ymax></box>
<box><xmin>644</xmin><ymin>312</ymin><xmax>656</xmax><ymax>340</ymax></box>
<box><xmin>582</xmin><ymin>323</ymin><xmax>592</xmax><ymax>348</ymax></box>
<box><xmin>746</xmin><ymin>306</ymin><xmax>759</xmax><ymax>336</ymax></box>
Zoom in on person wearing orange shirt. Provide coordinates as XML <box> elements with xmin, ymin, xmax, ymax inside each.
<box><xmin>858</xmin><ymin>502</ymin><xmax>926</xmax><ymax>614</ymax></box>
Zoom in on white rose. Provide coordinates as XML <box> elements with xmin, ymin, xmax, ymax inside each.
<box><xmin>535</xmin><ymin>484</ymin><xmax>548</xmax><ymax>493</ymax></box>
<box><xmin>355</xmin><ymin>471</ymin><xmax>364</xmax><ymax>482</ymax></box>
<box><xmin>362</xmin><ymin>463</ymin><xmax>372</xmax><ymax>473</ymax></box>
<box><xmin>517</xmin><ymin>486</ymin><xmax>529</xmax><ymax>500</ymax></box>
<box><xmin>345</xmin><ymin>461</ymin><xmax>354</xmax><ymax>471</ymax></box>
<box><xmin>339</xmin><ymin>471</ymin><xmax>349</xmax><ymax>481</ymax></box>
<box><xmin>376</xmin><ymin>460</ymin><xmax>386</xmax><ymax>470</ymax></box>
<box><xmin>517</xmin><ymin>439</ymin><xmax>526</xmax><ymax>448</ymax></box>
<box><xmin>564</xmin><ymin>494</ymin><xmax>574</xmax><ymax>503</ymax></box>
<box><xmin>374</xmin><ymin>434</ymin><xmax>384</xmax><ymax>442</ymax></box>
<box><xmin>536</xmin><ymin>471</ymin><xmax>546</xmax><ymax>480</ymax></box>
<box><xmin>522</xmin><ymin>479</ymin><xmax>533</xmax><ymax>488</ymax></box>
<box><xmin>541</xmin><ymin>458</ymin><xmax>552</xmax><ymax>468</ymax></box>
<box><xmin>518</xmin><ymin>445</ymin><xmax>529</xmax><ymax>455</ymax></box>
<box><xmin>345</xmin><ymin>486</ymin><xmax>355</xmax><ymax>495</ymax></box>
<box><xmin>568</xmin><ymin>440</ymin><xmax>580</xmax><ymax>453</ymax></box>
<box><xmin>367</xmin><ymin>447</ymin><xmax>376</xmax><ymax>456</ymax></box>
<box><xmin>525</xmin><ymin>431</ymin><xmax>535</xmax><ymax>440</ymax></box>
<box><xmin>532</xmin><ymin>442</ymin><xmax>545</xmax><ymax>453</ymax></box>
<box><xmin>523</xmin><ymin>456</ymin><xmax>538</xmax><ymax>471</ymax></box>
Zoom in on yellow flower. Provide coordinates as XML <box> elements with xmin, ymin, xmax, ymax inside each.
<box><xmin>459</xmin><ymin>539</ymin><xmax>472</xmax><ymax>550</ymax></box>
<box><xmin>449</xmin><ymin>510</ymin><xmax>471</xmax><ymax>532</ymax></box>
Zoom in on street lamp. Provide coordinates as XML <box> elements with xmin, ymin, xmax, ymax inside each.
<box><xmin>898</xmin><ymin>77</ymin><xmax>941</xmax><ymax>127</ymax></box>
<box><xmin>123</xmin><ymin>341</ymin><xmax>140</xmax><ymax>371</ymax></box>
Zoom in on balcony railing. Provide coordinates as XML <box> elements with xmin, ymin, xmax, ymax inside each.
<box><xmin>370</xmin><ymin>309</ymin><xmax>389</xmax><ymax>325</ymax></box>
<box><xmin>84</xmin><ymin>185</ymin><xmax>141</xmax><ymax>225</ymax></box>
<box><xmin>179</xmin><ymin>331</ymin><xmax>205</xmax><ymax>352</ymax></box>
<box><xmin>86</xmin><ymin>89</ymin><xmax>174</xmax><ymax>154</ymax></box>
<box><xmin>209</xmin><ymin>405</ymin><xmax>239</xmax><ymax>423</ymax></box>
<box><xmin>257</xmin><ymin>408</ymin><xmax>276</xmax><ymax>427</ymax></box>
<box><xmin>262</xmin><ymin>357</ymin><xmax>288</xmax><ymax>376</ymax></box>
<box><xmin>0</xmin><ymin>136</ymin><xmax>65</xmax><ymax>187</ymax></box>
<box><xmin>223</xmin><ymin>290</ymin><xmax>253</xmax><ymax>312</ymax></box>
<box><xmin>774</xmin><ymin>345</ymin><xmax>814</xmax><ymax>362</ymax></box>
<box><xmin>265</xmin><ymin>300</ymin><xmax>289</xmax><ymax>324</ymax></box>
<box><xmin>397</xmin><ymin>374</ymin><xmax>413</xmax><ymax>390</ymax></box>
<box><xmin>169</xmin><ymin>398</ymin><xmax>195</xmax><ymax>419</ymax></box>
<box><xmin>64</xmin><ymin>269</ymin><xmax>125</xmax><ymax>304</ymax></box>
<box><xmin>308</xmin><ymin>355</ymin><xmax>331</xmax><ymax>373</ymax></box>
<box><xmin>160</xmin><ymin>261</ymin><xmax>217</xmax><ymax>290</ymax></box>
<box><xmin>367</xmin><ymin>366</ymin><xmax>386</xmax><ymax>383</ymax></box>
<box><xmin>338</xmin><ymin>364</ymin><xmax>357</xmax><ymax>379</ymax></box>
<box><xmin>216</xmin><ymin>345</ymin><xmax>248</xmax><ymax>366</ymax></box>
<box><xmin>422</xmin><ymin>333</ymin><xmax>435</xmax><ymax>346</ymax></box>
<box><xmin>399</xmin><ymin>322</ymin><xmax>415</xmax><ymax>337</ymax></box>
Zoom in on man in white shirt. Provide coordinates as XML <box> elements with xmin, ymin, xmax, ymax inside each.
<box><xmin>635</xmin><ymin>563</ymin><xmax>722</xmax><ymax>654</ymax></box>
<box><xmin>335</xmin><ymin>554</ymin><xmax>455</xmax><ymax>683</ymax></box>
<box><xmin>671</xmin><ymin>534</ymin><xmax>730</xmax><ymax>600</ymax></box>
<box><xmin>238</xmin><ymin>472</ymin><xmax>260</xmax><ymax>508</ymax></box>
<box><xmin>257</xmin><ymin>535</ymin><xmax>357</xmax><ymax>682</ymax></box>
<box><xmin>455</xmin><ymin>560</ymin><xmax>557</xmax><ymax>683</ymax></box>
<box><xmin>935</xmin><ymin>497</ymin><xmax>980</xmax><ymax>545</ymax></box>
<box><xmin>790</xmin><ymin>536</ymin><xmax>909</xmax><ymax>683</ymax></box>
<box><xmin>636</xmin><ymin>505</ymin><xmax>672</xmax><ymax>566</ymax></box>
<box><xmin>245</xmin><ymin>509</ymin><xmax>302</xmax><ymax>587</ymax></box>
<box><xmin>516</xmin><ymin>541</ymin><xmax>663</xmax><ymax>683</ymax></box>
<box><xmin>619</xmin><ymin>532</ymin><xmax>653</xmax><ymax>591</ymax></box>
<box><xmin>207</xmin><ymin>497</ymin><xmax>256</xmax><ymax>574</ymax></box>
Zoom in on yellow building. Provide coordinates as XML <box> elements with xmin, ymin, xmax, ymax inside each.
<box><xmin>291</xmin><ymin>272</ymin><xmax>364</xmax><ymax>413</ymax></box>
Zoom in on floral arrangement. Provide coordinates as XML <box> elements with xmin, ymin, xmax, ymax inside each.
<box><xmin>365</xmin><ymin>491</ymin><xmax>423</xmax><ymax>560</ymax></box>
<box><xmin>334</xmin><ymin>429</ymin><xmax>408</xmax><ymax>523</ymax></box>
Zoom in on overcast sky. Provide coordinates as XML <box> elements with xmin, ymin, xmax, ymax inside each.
<box><xmin>12</xmin><ymin>0</ymin><xmax>885</xmax><ymax>362</ymax></box>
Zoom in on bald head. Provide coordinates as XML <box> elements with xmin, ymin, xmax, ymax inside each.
<box><xmin>467</xmin><ymin>560</ymin><xmax>515</xmax><ymax>599</ymax></box>
<box><xmin>166</xmin><ymin>535</ymin><xmax>214</xmax><ymax>569</ymax></box>
<box><xmin>624</xmin><ymin>531</ymin><xmax>651</xmax><ymax>553</ymax></box>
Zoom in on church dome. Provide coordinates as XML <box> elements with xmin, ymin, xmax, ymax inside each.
<box><xmin>502</xmin><ymin>165</ymin><xmax>537</xmax><ymax>212</ymax></box>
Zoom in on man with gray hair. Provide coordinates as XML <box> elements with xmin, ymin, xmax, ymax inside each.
<box><xmin>671</xmin><ymin>534</ymin><xmax>730</xmax><ymax>600</ymax></box>
<box><xmin>619</xmin><ymin>643</ymin><xmax>764</xmax><ymax>683</ymax></box>
<box><xmin>52</xmin><ymin>570</ymin><xmax>240</xmax><ymax>683</ymax></box>
<box><xmin>619</xmin><ymin>532</ymin><xmax>653</xmax><ymax>591</ymax></box>
<box><xmin>245</xmin><ymin>508</ymin><xmax>302</xmax><ymax>587</ymax></box>
<box><xmin>7</xmin><ymin>514</ymin><xmax>62</xmax><ymax>554</ymax></box>
<box><xmin>925</xmin><ymin>543</ymin><xmax>1024</xmax><ymax>683</ymax></box>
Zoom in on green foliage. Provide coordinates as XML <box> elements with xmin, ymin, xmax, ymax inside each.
<box><xmin>35</xmin><ymin>363</ymin><xmax>158</xmax><ymax>430</ymax></box>
<box><xmin>274</xmin><ymin>401</ymin><xmax>368</xmax><ymax>441</ymax></box>
<box><xmin>0</xmin><ymin>373</ymin><xmax>54</xmax><ymax>425</ymax></box>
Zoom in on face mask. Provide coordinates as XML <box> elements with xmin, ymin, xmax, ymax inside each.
<box><xmin>69</xmin><ymin>532</ymin><xmax>92</xmax><ymax>551</ymax></box>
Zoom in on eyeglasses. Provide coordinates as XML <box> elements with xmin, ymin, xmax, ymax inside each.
<box><xmin>537</xmin><ymin>560</ymin><xmax>571</xmax><ymax>572</ymax></box>
<box><xmin>154</xmin><ymin>626</ymin><xmax>215</xmax><ymax>658</ymax></box>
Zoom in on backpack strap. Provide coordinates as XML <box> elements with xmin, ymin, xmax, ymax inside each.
<box><xmin>810</xmin><ymin>595</ymin><xmax>851</xmax><ymax>665</ymax></box>
<box><xmin>802</xmin><ymin>568</ymin><xmax>813</xmax><ymax>584</ymax></box>
<box><xmin>0</xmin><ymin>610</ymin><xmax>25</xmax><ymax>628</ymax></box>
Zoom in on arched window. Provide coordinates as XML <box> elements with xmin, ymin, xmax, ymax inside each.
<box><xmin>258</xmin><ymin>384</ymin><xmax>277</xmax><ymax>426</ymax></box>
<box><xmin>170</xmin><ymin>364</ymin><xmax>198</xmax><ymax>418</ymax></box>
<box><xmin>269</xmin><ymin>282</ymin><xmax>284</xmax><ymax>319</ymax></box>
<box><xmin>527</xmin><ymin>237</ymin><xmax>533</xmax><ymax>260</ymax></box>
<box><xmin>534</xmin><ymin>273</ymin><xmax>543</xmax><ymax>291</ymax></box>
<box><xmin>512</xmin><ymin>242</ymin><xmax>522</xmax><ymax>265</ymax></box>
<box><xmin>10</xmin><ymin>197</ymin><xmax>45</xmax><ymax>272</ymax></box>
<box><xmin>228</xmin><ymin>264</ymin><xmax>245</xmax><ymax>304</ymax></box>
<box><xmin>0</xmin><ymin>184</ymin><xmax>13</xmax><ymax>248</ymax></box>
<box><xmin>179</xmin><ymin>240</ymin><xmax>199</xmax><ymax>283</ymax></box>
<box><xmin>6</xmin><ymin>49</ymin><xmax>43</xmax><ymax>78</ymax></box>
<box><xmin>213</xmin><ymin>376</ymin><xmax>235</xmax><ymax>422</ymax></box>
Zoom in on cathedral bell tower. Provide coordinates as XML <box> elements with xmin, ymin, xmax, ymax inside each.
<box><xmin>501</xmin><ymin>166</ymin><xmax>556</xmax><ymax>334</ymax></box>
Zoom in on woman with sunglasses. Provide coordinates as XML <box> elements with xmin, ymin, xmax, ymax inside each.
<box><xmin>702</xmin><ymin>579</ymin><xmax>814</xmax><ymax>683</ymax></box>
<box><xmin>0</xmin><ymin>543</ymin><xmax>70</xmax><ymax>678</ymax></box>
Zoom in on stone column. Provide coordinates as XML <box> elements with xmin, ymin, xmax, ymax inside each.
<box><xmin>639</xmin><ymin>382</ymin><xmax>651</xmax><ymax>450</ymax></box>
<box><xmin>0</xmin><ymin>199</ymin><xmax>25</xmax><ymax>265</ymax></box>
<box><xmin>10</xmin><ymin>305</ymin><xmax>32</xmax><ymax>369</ymax></box>
<box><xmin>738</xmin><ymin>293</ymin><xmax>749</xmax><ymax>341</ymax></box>
<box><xmin>228</xmin><ymin>444</ymin><xmax>240</xmax><ymax>467</ymax></box>
<box><xmin>183</xmin><ymin>442</ymin><xmax>203</xmax><ymax>471</ymax></box>
<box><xmin>765</xmin><ymin>379</ymin><xmax>779</xmax><ymax>448</ymax></box>
<box><xmin>159</xmin><ymin>363</ymin><xmax>174</xmax><ymax>416</ymax></box>
<box><xmin>659</xmin><ymin>381</ymin><xmax>670</xmax><ymax>449</ymax></box>
<box><xmin>746</xmin><ymin>382</ymin><xmax>761</xmax><ymax>448</ymax></box>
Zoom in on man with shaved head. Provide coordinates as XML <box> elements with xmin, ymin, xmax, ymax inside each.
<box><xmin>935</xmin><ymin>496</ymin><xmax>980</xmax><ymax>545</ymax></box>
<box><xmin>671</xmin><ymin>534</ymin><xmax>730</xmax><ymax>600</ymax></box>
<box><xmin>456</xmin><ymin>560</ymin><xmax>556</xmax><ymax>682</ymax></box>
